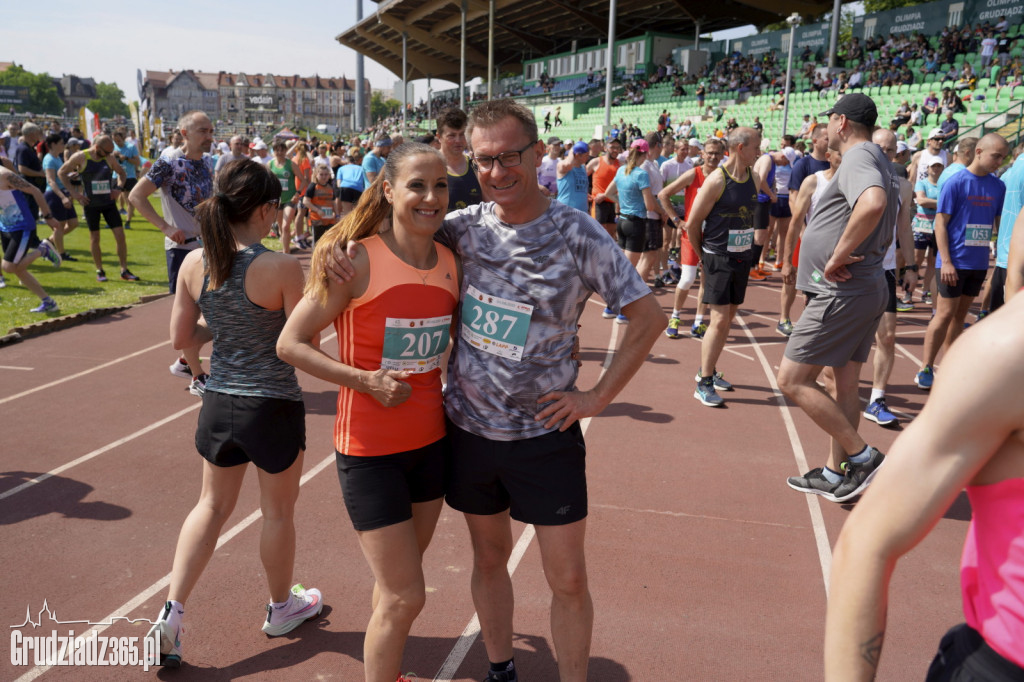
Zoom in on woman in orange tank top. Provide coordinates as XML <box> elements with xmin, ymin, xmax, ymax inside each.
<box><xmin>279</xmin><ymin>143</ymin><xmax>458</xmax><ymax>682</ymax></box>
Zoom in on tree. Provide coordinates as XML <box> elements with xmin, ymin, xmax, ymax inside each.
<box><xmin>88</xmin><ymin>82</ymin><xmax>130</xmax><ymax>119</ymax></box>
<box><xmin>864</xmin><ymin>0</ymin><xmax>923</xmax><ymax>13</ymax></box>
<box><xmin>369</xmin><ymin>90</ymin><xmax>401</xmax><ymax>125</ymax></box>
<box><xmin>0</xmin><ymin>64</ymin><xmax>62</xmax><ymax>114</ymax></box>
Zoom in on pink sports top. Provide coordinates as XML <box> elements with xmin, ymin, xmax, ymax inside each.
<box><xmin>961</xmin><ymin>477</ymin><xmax>1024</xmax><ymax>668</ymax></box>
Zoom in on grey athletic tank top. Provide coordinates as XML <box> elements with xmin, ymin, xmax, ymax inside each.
<box><xmin>199</xmin><ymin>243</ymin><xmax>302</xmax><ymax>400</ymax></box>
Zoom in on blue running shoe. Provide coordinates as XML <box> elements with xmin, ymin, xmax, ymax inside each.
<box><xmin>38</xmin><ymin>239</ymin><xmax>62</xmax><ymax>267</ymax></box>
<box><xmin>615</xmin><ymin>314</ymin><xmax>629</xmax><ymax>325</ymax></box>
<box><xmin>914</xmin><ymin>366</ymin><xmax>934</xmax><ymax>390</ymax></box>
<box><xmin>30</xmin><ymin>297</ymin><xmax>58</xmax><ymax>313</ymax></box>
<box><xmin>693</xmin><ymin>377</ymin><xmax>724</xmax><ymax>406</ymax></box>
<box><xmin>690</xmin><ymin>322</ymin><xmax>708</xmax><ymax>338</ymax></box>
<box><xmin>864</xmin><ymin>398</ymin><xmax>898</xmax><ymax>426</ymax></box>
<box><xmin>602</xmin><ymin>307</ymin><xmax>616</xmax><ymax>319</ymax></box>
<box><xmin>693</xmin><ymin>369</ymin><xmax>733</xmax><ymax>391</ymax></box>
<box><xmin>665</xmin><ymin>317</ymin><xmax>681</xmax><ymax>338</ymax></box>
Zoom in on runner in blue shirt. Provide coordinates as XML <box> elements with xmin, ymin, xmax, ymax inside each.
<box><xmin>362</xmin><ymin>136</ymin><xmax>391</xmax><ymax>185</ymax></box>
<box><xmin>915</xmin><ymin>133</ymin><xmax>1008</xmax><ymax>390</ymax></box>
<box><xmin>113</xmin><ymin>128</ymin><xmax>141</xmax><ymax>228</ymax></box>
<box><xmin>0</xmin><ymin>166</ymin><xmax>62</xmax><ymax>311</ymax></box>
<box><xmin>991</xmin><ymin>153</ymin><xmax>1024</xmax><ymax>311</ymax></box>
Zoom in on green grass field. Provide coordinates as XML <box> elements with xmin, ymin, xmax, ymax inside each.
<box><xmin>0</xmin><ymin>196</ymin><xmax>173</xmax><ymax>335</ymax></box>
<box><xmin>0</xmin><ymin>195</ymin><xmax>288</xmax><ymax>336</ymax></box>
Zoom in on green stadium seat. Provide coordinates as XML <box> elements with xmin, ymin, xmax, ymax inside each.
<box><xmin>1013</xmin><ymin>86</ymin><xmax>1024</xmax><ymax>100</ymax></box>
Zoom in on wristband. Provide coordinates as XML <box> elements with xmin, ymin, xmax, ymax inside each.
<box><xmin>41</xmin><ymin>214</ymin><xmax>53</xmax><ymax>220</ymax></box>
<box><xmin>906</xmin><ymin>264</ymin><xmax>919</xmax><ymax>272</ymax></box>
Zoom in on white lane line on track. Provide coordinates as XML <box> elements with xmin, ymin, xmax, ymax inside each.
<box><xmin>434</xmin><ymin>309</ymin><xmax>616</xmax><ymax>681</ymax></box>
<box><xmin>13</xmin><ymin>452</ymin><xmax>337</xmax><ymax>682</ymax></box>
<box><xmin>735</xmin><ymin>312</ymin><xmax>833</xmax><ymax>599</ymax></box>
<box><xmin>591</xmin><ymin>502</ymin><xmax>810</xmax><ymax>530</ymax></box>
<box><xmin>1</xmin><ymin>330</ymin><xmax>340</xmax><ymax>503</ymax></box>
<box><xmin>0</xmin><ymin>365</ymin><xmax>33</xmax><ymax>371</ymax></box>
<box><xmin>0</xmin><ymin>340</ymin><xmax>170</xmax><ymax>406</ymax></box>
<box><xmin>0</xmin><ymin>403</ymin><xmax>202</xmax><ymax>502</ymax></box>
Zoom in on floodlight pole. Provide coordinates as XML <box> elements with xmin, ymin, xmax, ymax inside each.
<box><xmin>829</xmin><ymin>0</ymin><xmax>840</xmax><ymax>68</ymax></box>
<box><xmin>460</xmin><ymin>0</ymin><xmax>467</xmax><ymax>110</ymax></box>
<box><xmin>355</xmin><ymin>1</ymin><xmax>365</xmax><ymax>131</ymax></box>
<box><xmin>782</xmin><ymin>13</ymin><xmax>801</xmax><ymax>138</ymax></box>
<box><xmin>402</xmin><ymin>31</ymin><xmax>408</xmax><ymax>134</ymax></box>
<box><xmin>488</xmin><ymin>0</ymin><xmax>495</xmax><ymax>99</ymax></box>
<box><xmin>603</xmin><ymin>0</ymin><xmax>617</xmax><ymax>132</ymax></box>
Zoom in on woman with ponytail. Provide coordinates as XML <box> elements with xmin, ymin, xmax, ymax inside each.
<box><xmin>147</xmin><ymin>159</ymin><xmax>322</xmax><ymax>668</ymax></box>
<box><xmin>278</xmin><ymin>143</ymin><xmax>458</xmax><ymax>682</ymax></box>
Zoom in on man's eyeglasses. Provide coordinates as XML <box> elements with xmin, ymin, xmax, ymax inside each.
<box><xmin>471</xmin><ymin>140</ymin><xmax>537</xmax><ymax>172</ymax></box>
<box><xmin>266</xmin><ymin>198</ymin><xmax>280</xmax><ymax>207</ymax></box>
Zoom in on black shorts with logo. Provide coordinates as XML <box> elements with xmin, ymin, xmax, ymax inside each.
<box><xmin>445</xmin><ymin>419</ymin><xmax>587</xmax><ymax>526</ymax></box>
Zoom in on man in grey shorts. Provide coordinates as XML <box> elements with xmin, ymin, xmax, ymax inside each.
<box><xmin>777</xmin><ymin>93</ymin><xmax>901</xmax><ymax>503</ymax></box>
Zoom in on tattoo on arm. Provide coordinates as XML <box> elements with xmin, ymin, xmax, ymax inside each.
<box><xmin>6</xmin><ymin>173</ymin><xmax>34</xmax><ymax>192</ymax></box>
<box><xmin>859</xmin><ymin>632</ymin><xmax>884</xmax><ymax>670</ymax></box>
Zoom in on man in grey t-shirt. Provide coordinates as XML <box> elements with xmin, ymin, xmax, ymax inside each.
<box><xmin>329</xmin><ymin>99</ymin><xmax>665</xmax><ymax>682</ymax></box>
<box><xmin>777</xmin><ymin>94</ymin><xmax>899</xmax><ymax>504</ymax></box>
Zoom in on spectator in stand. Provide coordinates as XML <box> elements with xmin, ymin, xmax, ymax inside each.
<box><xmin>890</xmin><ymin>101</ymin><xmax>912</xmax><ymax>129</ymax></box>
<box><xmin>956</xmin><ymin>62</ymin><xmax>977</xmax><ymax>91</ymax></box>
<box><xmin>921</xmin><ymin>91</ymin><xmax>940</xmax><ymax>125</ymax></box>
<box><xmin>941</xmin><ymin>88</ymin><xmax>965</xmax><ymax>115</ymax></box>
<box><xmin>980</xmin><ymin>31</ymin><xmax>998</xmax><ymax>69</ymax></box>
<box><xmin>938</xmin><ymin>111</ymin><xmax>961</xmax><ymax>146</ymax></box>
<box><xmin>996</xmin><ymin>31</ymin><xmax>1013</xmax><ymax>67</ymax></box>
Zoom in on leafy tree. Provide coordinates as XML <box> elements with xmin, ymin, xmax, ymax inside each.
<box><xmin>369</xmin><ymin>90</ymin><xmax>401</xmax><ymax>124</ymax></box>
<box><xmin>88</xmin><ymin>82</ymin><xmax>130</xmax><ymax>118</ymax></box>
<box><xmin>864</xmin><ymin>0</ymin><xmax>923</xmax><ymax>13</ymax></box>
<box><xmin>0</xmin><ymin>64</ymin><xmax>62</xmax><ymax>114</ymax></box>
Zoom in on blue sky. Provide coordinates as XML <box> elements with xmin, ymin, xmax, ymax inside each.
<box><xmin>3</xmin><ymin>1</ymin><xmax>848</xmax><ymax>108</ymax></box>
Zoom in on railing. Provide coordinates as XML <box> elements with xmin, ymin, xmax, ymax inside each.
<box><xmin>948</xmin><ymin>99</ymin><xmax>1024</xmax><ymax>148</ymax></box>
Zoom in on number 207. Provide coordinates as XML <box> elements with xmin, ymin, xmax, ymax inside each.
<box><xmin>400</xmin><ymin>330</ymin><xmax>446</xmax><ymax>358</ymax></box>
<box><xmin>469</xmin><ymin>305</ymin><xmax>518</xmax><ymax>339</ymax></box>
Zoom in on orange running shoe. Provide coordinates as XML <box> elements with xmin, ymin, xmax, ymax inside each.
<box><xmin>749</xmin><ymin>268</ymin><xmax>767</xmax><ymax>281</ymax></box>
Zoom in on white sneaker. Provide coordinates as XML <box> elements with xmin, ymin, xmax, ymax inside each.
<box><xmin>168</xmin><ymin>359</ymin><xmax>192</xmax><ymax>379</ymax></box>
<box><xmin>261</xmin><ymin>584</ymin><xmax>323</xmax><ymax>636</ymax></box>
<box><xmin>146</xmin><ymin>601</ymin><xmax>183</xmax><ymax>668</ymax></box>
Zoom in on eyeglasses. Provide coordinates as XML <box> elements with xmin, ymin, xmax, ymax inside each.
<box><xmin>266</xmin><ymin>198</ymin><xmax>280</xmax><ymax>207</ymax></box>
<box><xmin>471</xmin><ymin>140</ymin><xmax>537</xmax><ymax>172</ymax></box>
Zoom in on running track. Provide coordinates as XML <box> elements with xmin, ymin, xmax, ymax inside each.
<box><xmin>0</xmin><ymin>261</ymin><xmax>970</xmax><ymax>681</ymax></box>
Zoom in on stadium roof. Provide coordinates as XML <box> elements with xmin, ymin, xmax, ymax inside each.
<box><xmin>336</xmin><ymin>0</ymin><xmax>835</xmax><ymax>82</ymax></box>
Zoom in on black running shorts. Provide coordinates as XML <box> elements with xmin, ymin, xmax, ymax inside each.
<box><xmin>701</xmin><ymin>251</ymin><xmax>752</xmax><ymax>306</ymax></box>
<box><xmin>196</xmin><ymin>391</ymin><xmax>305</xmax><ymax>474</ymax></box>
<box><xmin>444</xmin><ymin>419</ymin><xmax>588</xmax><ymax>526</ymax></box>
<box><xmin>83</xmin><ymin>203</ymin><xmax>123</xmax><ymax>231</ymax></box>
<box><xmin>754</xmin><ymin>201</ymin><xmax>771</xmax><ymax>230</ymax></box>
<box><xmin>593</xmin><ymin>200</ymin><xmax>616</xmax><ymax>224</ymax></box>
<box><xmin>335</xmin><ymin>438</ymin><xmax>447</xmax><ymax>532</ymax></box>
<box><xmin>938</xmin><ymin>268</ymin><xmax>986</xmax><ymax>298</ymax></box>
<box><xmin>643</xmin><ymin>218</ymin><xmax>663</xmax><ymax>252</ymax></box>
<box><xmin>616</xmin><ymin>214</ymin><xmax>647</xmax><ymax>253</ymax></box>
<box><xmin>885</xmin><ymin>269</ymin><xmax>898</xmax><ymax>314</ymax></box>
<box><xmin>926</xmin><ymin>624</ymin><xmax>1024</xmax><ymax>681</ymax></box>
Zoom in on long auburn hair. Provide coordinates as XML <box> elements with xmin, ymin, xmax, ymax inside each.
<box><xmin>194</xmin><ymin>159</ymin><xmax>281</xmax><ymax>289</ymax></box>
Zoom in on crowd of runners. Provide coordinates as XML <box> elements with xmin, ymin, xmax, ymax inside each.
<box><xmin>3</xmin><ymin>78</ymin><xmax>1023</xmax><ymax>680</ymax></box>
